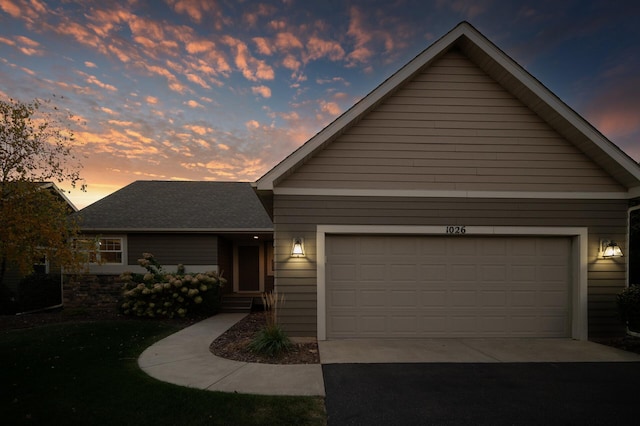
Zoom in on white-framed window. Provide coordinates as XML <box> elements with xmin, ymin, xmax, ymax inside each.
<box><xmin>76</xmin><ymin>237</ymin><xmax>124</xmax><ymax>264</ymax></box>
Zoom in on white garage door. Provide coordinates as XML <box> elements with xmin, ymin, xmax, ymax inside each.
<box><xmin>326</xmin><ymin>235</ymin><xmax>572</xmax><ymax>339</ymax></box>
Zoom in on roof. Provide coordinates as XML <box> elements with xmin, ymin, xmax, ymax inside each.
<box><xmin>1</xmin><ymin>181</ymin><xmax>77</xmax><ymax>212</ymax></box>
<box><xmin>75</xmin><ymin>181</ymin><xmax>273</xmax><ymax>232</ymax></box>
<box><xmin>255</xmin><ymin>21</ymin><xmax>640</xmax><ymax>196</ymax></box>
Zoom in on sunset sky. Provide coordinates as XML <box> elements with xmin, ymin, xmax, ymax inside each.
<box><xmin>1</xmin><ymin>0</ymin><xmax>639</xmax><ymax>209</ymax></box>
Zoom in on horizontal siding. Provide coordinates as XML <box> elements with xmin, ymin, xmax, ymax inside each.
<box><xmin>274</xmin><ymin>195</ymin><xmax>628</xmax><ymax>337</ymax></box>
<box><xmin>127</xmin><ymin>233</ymin><xmax>217</xmax><ymax>266</ymax></box>
<box><xmin>280</xmin><ymin>49</ymin><xmax>624</xmax><ymax>193</ymax></box>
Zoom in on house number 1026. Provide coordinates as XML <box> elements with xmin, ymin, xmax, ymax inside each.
<box><xmin>446</xmin><ymin>226</ymin><xmax>466</xmax><ymax>234</ymax></box>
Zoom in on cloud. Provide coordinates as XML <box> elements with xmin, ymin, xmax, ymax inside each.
<box><xmin>85</xmin><ymin>61</ymin><xmax>97</xmax><ymax>68</ymax></box>
<box><xmin>305</xmin><ymin>36</ymin><xmax>346</xmax><ymax>62</ymax></box>
<box><xmin>76</xmin><ymin>70</ymin><xmax>118</xmax><ymax>92</ymax></box>
<box><xmin>184</xmin><ymin>124</ymin><xmax>211</xmax><ymax>135</ymax></box>
<box><xmin>223</xmin><ymin>36</ymin><xmax>275</xmax><ymax>81</ymax></box>
<box><xmin>319</xmin><ymin>100</ymin><xmax>341</xmax><ymax>116</ymax></box>
<box><xmin>275</xmin><ymin>32</ymin><xmax>304</xmax><ymax>50</ymax></box>
<box><xmin>185</xmin><ymin>99</ymin><xmax>204</xmax><ymax>108</ymax></box>
<box><xmin>0</xmin><ymin>34</ymin><xmax>44</xmax><ymax>55</ymax></box>
<box><xmin>251</xmin><ymin>85</ymin><xmax>272</xmax><ymax>98</ymax></box>
<box><xmin>253</xmin><ymin>37</ymin><xmax>273</xmax><ymax>55</ymax></box>
<box><xmin>146</xmin><ymin>96</ymin><xmax>159</xmax><ymax>105</ymax></box>
<box><xmin>165</xmin><ymin>0</ymin><xmax>213</xmax><ymax>24</ymax></box>
<box><xmin>246</xmin><ymin>120</ymin><xmax>260</xmax><ymax>129</ymax></box>
<box><xmin>186</xmin><ymin>73</ymin><xmax>211</xmax><ymax>89</ymax></box>
<box><xmin>0</xmin><ymin>0</ymin><xmax>21</xmax><ymax>17</ymax></box>
<box><xmin>282</xmin><ymin>54</ymin><xmax>301</xmax><ymax>72</ymax></box>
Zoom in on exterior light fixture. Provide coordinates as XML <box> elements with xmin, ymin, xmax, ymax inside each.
<box><xmin>601</xmin><ymin>240</ymin><xmax>623</xmax><ymax>258</ymax></box>
<box><xmin>291</xmin><ymin>237</ymin><xmax>305</xmax><ymax>257</ymax></box>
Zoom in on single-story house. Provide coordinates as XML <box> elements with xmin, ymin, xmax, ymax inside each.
<box><xmin>254</xmin><ymin>22</ymin><xmax>640</xmax><ymax>340</ymax></box>
<box><xmin>1</xmin><ymin>181</ymin><xmax>77</xmax><ymax>313</ymax></box>
<box><xmin>72</xmin><ymin>181</ymin><xmax>274</xmax><ymax>296</ymax></box>
<box><xmin>1</xmin><ymin>182</ymin><xmax>77</xmax><ymax>292</ymax></box>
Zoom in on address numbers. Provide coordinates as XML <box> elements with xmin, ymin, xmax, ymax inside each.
<box><xmin>445</xmin><ymin>226</ymin><xmax>466</xmax><ymax>234</ymax></box>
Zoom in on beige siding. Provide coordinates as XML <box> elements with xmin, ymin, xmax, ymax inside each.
<box><xmin>127</xmin><ymin>233</ymin><xmax>218</xmax><ymax>266</ymax></box>
<box><xmin>279</xmin><ymin>49</ymin><xmax>624</xmax><ymax>193</ymax></box>
<box><xmin>274</xmin><ymin>195</ymin><xmax>627</xmax><ymax>337</ymax></box>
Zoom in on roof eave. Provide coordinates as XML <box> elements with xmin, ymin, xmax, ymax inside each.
<box><xmin>79</xmin><ymin>228</ymin><xmax>274</xmax><ymax>233</ymax></box>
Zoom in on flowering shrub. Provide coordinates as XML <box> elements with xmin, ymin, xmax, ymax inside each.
<box><xmin>119</xmin><ymin>253</ymin><xmax>225</xmax><ymax>318</ymax></box>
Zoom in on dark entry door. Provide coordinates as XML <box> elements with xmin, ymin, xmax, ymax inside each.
<box><xmin>238</xmin><ymin>245</ymin><xmax>260</xmax><ymax>292</ymax></box>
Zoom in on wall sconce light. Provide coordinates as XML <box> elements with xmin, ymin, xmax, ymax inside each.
<box><xmin>601</xmin><ymin>239</ymin><xmax>623</xmax><ymax>258</ymax></box>
<box><xmin>291</xmin><ymin>237</ymin><xmax>305</xmax><ymax>258</ymax></box>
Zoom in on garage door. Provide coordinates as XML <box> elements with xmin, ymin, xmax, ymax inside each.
<box><xmin>326</xmin><ymin>235</ymin><xmax>572</xmax><ymax>338</ymax></box>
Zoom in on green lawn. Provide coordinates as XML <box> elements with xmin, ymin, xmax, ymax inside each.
<box><xmin>0</xmin><ymin>320</ymin><xmax>326</xmax><ymax>425</ymax></box>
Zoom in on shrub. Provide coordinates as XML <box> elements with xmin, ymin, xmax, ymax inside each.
<box><xmin>17</xmin><ymin>273</ymin><xmax>62</xmax><ymax>312</ymax></box>
<box><xmin>119</xmin><ymin>253</ymin><xmax>225</xmax><ymax>318</ymax></box>
<box><xmin>248</xmin><ymin>291</ymin><xmax>292</xmax><ymax>356</ymax></box>
<box><xmin>617</xmin><ymin>284</ymin><xmax>640</xmax><ymax>332</ymax></box>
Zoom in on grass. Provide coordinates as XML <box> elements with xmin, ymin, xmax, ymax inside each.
<box><xmin>0</xmin><ymin>320</ymin><xmax>326</xmax><ymax>426</ymax></box>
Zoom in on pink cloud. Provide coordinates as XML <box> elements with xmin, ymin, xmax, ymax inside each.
<box><xmin>223</xmin><ymin>36</ymin><xmax>275</xmax><ymax>82</ymax></box>
<box><xmin>252</xmin><ymin>85</ymin><xmax>272</xmax><ymax>98</ymax></box>
<box><xmin>185</xmin><ymin>40</ymin><xmax>216</xmax><ymax>54</ymax></box>
<box><xmin>282</xmin><ymin>54</ymin><xmax>301</xmax><ymax>72</ymax></box>
<box><xmin>186</xmin><ymin>73</ymin><xmax>211</xmax><ymax>89</ymax></box>
<box><xmin>253</xmin><ymin>37</ymin><xmax>273</xmax><ymax>55</ymax></box>
<box><xmin>0</xmin><ymin>0</ymin><xmax>21</xmax><ymax>17</ymax></box>
<box><xmin>320</xmin><ymin>100</ymin><xmax>341</xmax><ymax>116</ymax></box>
<box><xmin>305</xmin><ymin>36</ymin><xmax>346</xmax><ymax>62</ymax></box>
<box><xmin>185</xmin><ymin>99</ymin><xmax>204</xmax><ymax>108</ymax></box>
<box><xmin>275</xmin><ymin>32</ymin><xmax>304</xmax><ymax>50</ymax></box>
<box><xmin>166</xmin><ymin>0</ymin><xmax>230</xmax><ymax>29</ymax></box>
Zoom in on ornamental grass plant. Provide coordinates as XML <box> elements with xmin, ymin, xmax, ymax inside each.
<box><xmin>248</xmin><ymin>291</ymin><xmax>293</xmax><ymax>356</ymax></box>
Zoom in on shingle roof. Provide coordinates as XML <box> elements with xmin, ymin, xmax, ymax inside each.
<box><xmin>75</xmin><ymin>181</ymin><xmax>273</xmax><ymax>231</ymax></box>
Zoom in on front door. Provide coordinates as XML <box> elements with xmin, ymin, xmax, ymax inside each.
<box><xmin>237</xmin><ymin>245</ymin><xmax>260</xmax><ymax>292</ymax></box>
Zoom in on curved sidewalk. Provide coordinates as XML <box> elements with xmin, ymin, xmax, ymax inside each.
<box><xmin>138</xmin><ymin>313</ymin><xmax>325</xmax><ymax>396</ymax></box>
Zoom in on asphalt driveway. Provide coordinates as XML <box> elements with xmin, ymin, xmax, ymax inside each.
<box><xmin>323</xmin><ymin>362</ymin><xmax>640</xmax><ymax>425</ymax></box>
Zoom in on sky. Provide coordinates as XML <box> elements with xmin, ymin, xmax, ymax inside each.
<box><xmin>1</xmin><ymin>0</ymin><xmax>639</xmax><ymax>209</ymax></box>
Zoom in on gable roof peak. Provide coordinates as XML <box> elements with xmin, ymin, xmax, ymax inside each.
<box><xmin>255</xmin><ymin>21</ymin><xmax>640</xmax><ymax>192</ymax></box>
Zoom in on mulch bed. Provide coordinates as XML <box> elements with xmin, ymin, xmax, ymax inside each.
<box><xmin>209</xmin><ymin>311</ymin><xmax>320</xmax><ymax>364</ymax></box>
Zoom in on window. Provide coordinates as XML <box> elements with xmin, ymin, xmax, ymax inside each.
<box><xmin>97</xmin><ymin>238</ymin><xmax>123</xmax><ymax>264</ymax></box>
<box><xmin>76</xmin><ymin>237</ymin><xmax>124</xmax><ymax>264</ymax></box>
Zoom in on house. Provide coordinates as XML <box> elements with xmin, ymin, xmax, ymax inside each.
<box><xmin>0</xmin><ymin>182</ymin><xmax>77</xmax><ymax>312</ymax></box>
<box><xmin>254</xmin><ymin>22</ymin><xmax>640</xmax><ymax>340</ymax></box>
<box><xmin>71</xmin><ymin>181</ymin><xmax>274</xmax><ymax>301</ymax></box>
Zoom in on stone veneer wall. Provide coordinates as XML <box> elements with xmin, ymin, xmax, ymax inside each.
<box><xmin>64</xmin><ymin>274</ymin><xmax>122</xmax><ymax>310</ymax></box>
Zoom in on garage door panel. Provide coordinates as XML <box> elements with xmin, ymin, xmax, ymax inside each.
<box><xmin>326</xmin><ymin>235</ymin><xmax>572</xmax><ymax>339</ymax></box>
<box><xmin>361</xmin><ymin>290</ymin><xmax>386</xmax><ymax>307</ymax></box>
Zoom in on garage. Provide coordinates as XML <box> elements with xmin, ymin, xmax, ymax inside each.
<box><xmin>326</xmin><ymin>234</ymin><xmax>572</xmax><ymax>339</ymax></box>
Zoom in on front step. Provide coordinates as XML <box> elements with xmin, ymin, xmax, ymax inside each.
<box><xmin>220</xmin><ymin>296</ymin><xmax>253</xmax><ymax>313</ymax></box>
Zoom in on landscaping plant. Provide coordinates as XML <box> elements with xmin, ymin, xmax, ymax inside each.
<box><xmin>617</xmin><ymin>284</ymin><xmax>640</xmax><ymax>333</ymax></box>
<box><xmin>119</xmin><ymin>253</ymin><xmax>225</xmax><ymax>318</ymax></box>
<box><xmin>249</xmin><ymin>290</ymin><xmax>293</xmax><ymax>356</ymax></box>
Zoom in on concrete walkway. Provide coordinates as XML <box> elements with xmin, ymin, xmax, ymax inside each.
<box><xmin>138</xmin><ymin>313</ymin><xmax>326</xmax><ymax>396</ymax></box>
<box><xmin>139</xmin><ymin>314</ymin><xmax>640</xmax><ymax>397</ymax></box>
